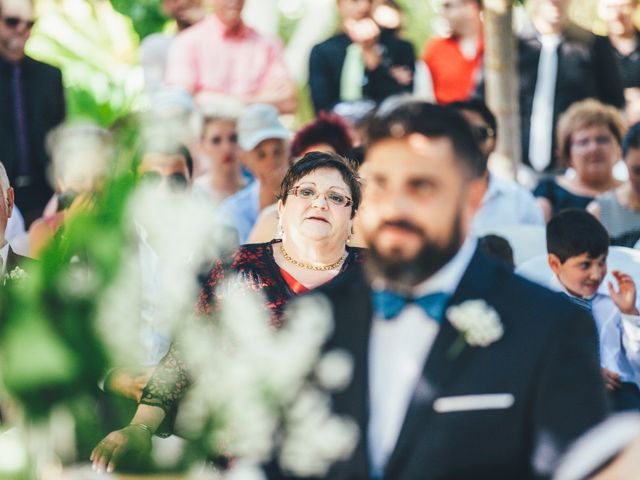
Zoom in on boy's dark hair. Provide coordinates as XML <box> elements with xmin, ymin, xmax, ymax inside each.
<box><xmin>365</xmin><ymin>100</ymin><xmax>485</xmax><ymax>178</ymax></box>
<box><xmin>134</xmin><ymin>140</ymin><xmax>194</xmax><ymax>178</ymax></box>
<box><xmin>479</xmin><ymin>234</ymin><xmax>515</xmax><ymax>270</ymax></box>
<box><xmin>546</xmin><ymin>209</ymin><xmax>610</xmax><ymax>263</ymax></box>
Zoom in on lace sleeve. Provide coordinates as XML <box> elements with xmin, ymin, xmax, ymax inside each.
<box><xmin>139</xmin><ymin>340</ymin><xmax>190</xmax><ymax>413</ymax></box>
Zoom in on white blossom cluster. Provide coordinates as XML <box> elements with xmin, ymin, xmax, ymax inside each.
<box><xmin>175</xmin><ymin>287</ymin><xmax>359</xmax><ymax>477</ymax></box>
<box><xmin>446</xmin><ymin>299</ymin><xmax>504</xmax><ymax>347</ymax></box>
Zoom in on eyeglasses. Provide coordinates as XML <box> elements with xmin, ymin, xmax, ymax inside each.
<box><xmin>2</xmin><ymin>16</ymin><xmax>35</xmax><ymax>29</ymax></box>
<box><xmin>208</xmin><ymin>134</ymin><xmax>238</xmax><ymax>146</ymax></box>
<box><xmin>572</xmin><ymin>134</ymin><xmax>613</xmax><ymax>150</ymax></box>
<box><xmin>472</xmin><ymin>125</ymin><xmax>495</xmax><ymax>143</ymax></box>
<box><xmin>288</xmin><ymin>185</ymin><xmax>353</xmax><ymax>207</ymax></box>
<box><xmin>140</xmin><ymin>171</ymin><xmax>189</xmax><ymax>191</ymax></box>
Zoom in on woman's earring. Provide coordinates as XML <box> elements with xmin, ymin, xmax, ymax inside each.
<box><xmin>277</xmin><ymin>219</ymin><xmax>284</xmax><ymax>239</ymax></box>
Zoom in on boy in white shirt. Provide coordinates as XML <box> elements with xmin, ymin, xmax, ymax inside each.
<box><xmin>547</xmin><ymin>209</ymin><xmax>640</xmax><ymax>411</ymax></box>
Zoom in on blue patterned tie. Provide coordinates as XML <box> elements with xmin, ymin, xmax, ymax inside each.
<box><xmin>373</xmin><ymin>290</ymin><xmax>450</xmax><ymax>322</ymax></box>
<box><xmin>565</xmin><ymin>294</ymin><xmax>593</xmax><ymax>313</ymax></box>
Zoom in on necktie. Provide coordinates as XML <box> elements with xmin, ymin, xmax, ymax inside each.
<box><xmin>373</xmin><ymin>290</ymin><xmax>450</xmax><ymax>322</ymax></box>
<box><xmin>566</xmin><ymin>293</ymin><xmax>593</xmax><ymax>313</ymax></box>
<box><xmin>528</xmin><ymin>35</ymin><xmax>560</xmax><ymax>172</ymax></box>
<box><xmin>340</xmin><ymin>43</ymin><xmax>365</xmax><ymax>102</ymax></box>
<box><xmin>11</xmin><ymin>64</ymin><xmax>30</xmax><ymax>177</ymax></box>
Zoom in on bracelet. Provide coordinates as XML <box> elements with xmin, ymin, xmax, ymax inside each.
<box><xmin>128</xmin><ymin>423</ymin><xmax>154</xmax><ymax>435</ymax></box>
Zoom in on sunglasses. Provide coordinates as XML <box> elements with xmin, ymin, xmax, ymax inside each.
<box><xmin>140</xmin><ymin>171</ymin><xmax>189</xmax><ymax>191</ymax></box>
<box><xmin>2</xmin><ymin>16</ymin><xmax>35</xmax><ymax>29</ymax></box>
<box><xmin>472</xmin><ymin>125</ymin><xmax>495</xmax><ymax>143</ymax></box>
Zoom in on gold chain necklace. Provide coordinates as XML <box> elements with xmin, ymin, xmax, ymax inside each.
<box><xmin>280</xmin><ymin>243</ymin><xmax>346</xmax><ymax>271</ymax></box>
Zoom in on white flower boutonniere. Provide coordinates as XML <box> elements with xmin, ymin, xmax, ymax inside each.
<box><xmin>446</xmin><ymin>299</ymin><xmax>503</xmax><ymax>358</ymax></box>
<box><xmin>3</xmin><ymin>266</ymin><xmax>27</xmax><ymax>286</ymax></box>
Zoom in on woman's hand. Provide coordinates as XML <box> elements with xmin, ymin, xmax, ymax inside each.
<box><xmin>90</xmin><ymin>425</ymin><xmax>152</xmax><ymax>473</ymax></box>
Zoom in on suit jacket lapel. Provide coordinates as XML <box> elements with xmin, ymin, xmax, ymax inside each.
<box><xmin>383</xmin><ymin>249</ymin><xmax>502</xmax><ymax>478</ymax></box>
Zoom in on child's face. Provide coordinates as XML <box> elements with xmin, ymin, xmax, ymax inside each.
<box><xmin>549</xmin><ymin>252</ymin><xmax>607</xmax><ymax>298</ymax></box>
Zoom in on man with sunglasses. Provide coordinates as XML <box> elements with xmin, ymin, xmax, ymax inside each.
<box><xmin>448</xmin><ymin>99</ymin><xmax>545</xmax><ymax>233</ymax></box>
<box><xmin>0</xmin><ymin>0</ymin><xmax>65</xmax><ymax>227</ymax></box>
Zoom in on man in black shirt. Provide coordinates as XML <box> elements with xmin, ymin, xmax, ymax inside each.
<box><xmin>308</xmin><ymin>0</ymin><xmax>415</xmax><ymax>114</ymax></box>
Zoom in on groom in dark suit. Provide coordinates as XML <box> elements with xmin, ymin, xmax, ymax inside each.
<box><xmin>286</xmin><ymin>102</ymin><xmax>609</xmax><ymax>480</ymax></box>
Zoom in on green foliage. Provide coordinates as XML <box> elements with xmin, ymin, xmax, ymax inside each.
<box><xmin>109</xmin><ymin>0</ymin><xmax>167</xmax><ymax>40</ymax></box>
<box><xmin>396</xmin><ymin>0</ymin><xmax>437</xmax><ymax>55</ymax></box>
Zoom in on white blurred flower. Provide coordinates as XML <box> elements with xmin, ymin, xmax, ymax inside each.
<box><xmin>447</xmin><ymin>300</ymin><xmax>503</xmax><ymax>347</ymax></box>
<box><xmin>0</xmin><ymin>433</ymin><xmax>28</xmax><ymax>473</ymax></box>
<box><xmin>223</xmin><ymin>461</ymin><xmax>267</xmax><ymax>480</ymax></box>
<box><xmin>316</xmin><ymin>349</ymin><xmax>353</xmax><ymax>392</ymax></box>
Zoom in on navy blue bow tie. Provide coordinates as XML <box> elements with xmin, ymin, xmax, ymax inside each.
<box><xmin>373</xmin><ymin>290</ymin><xmax>450</xmax><ymax>322</ymax></box>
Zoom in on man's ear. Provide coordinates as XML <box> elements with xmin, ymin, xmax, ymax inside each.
<box><xmin>6</xmin><ymin>187</ymin><xmax>14</xmax><ymax>219</ymax></box>
<box><xmin>548</xmin><ymin>253</ymin><xmax>562</xmax><ymax>275</ymax></box>
<box><xmin>463</xmin><ymin>175</ymin><xmax>487</xmax><ymax>227</ymax></box>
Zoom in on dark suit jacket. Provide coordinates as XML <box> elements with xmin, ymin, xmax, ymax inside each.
<box><xmin>308</xmin><ymin>30</ymin><xmax>415</xmax><ymax>114</ymax></box>
<box><xmin>517</xmin><ymin>23</ymin><xmax>624</xmax><ymax>172</ymax></box>
<box><xmin>5</xmin><ymin>247</ymin><xmax>34</xmax><ymax>272</ymax></box>
<box><xmin>0</xmin><ymin>55</ymin><xmax>65</xmax><ymax>221</ymax></box>
<box><xmin>277</xmin><ymin>249</ymin><xmax>608</xmax><ymax>480</ymax></box>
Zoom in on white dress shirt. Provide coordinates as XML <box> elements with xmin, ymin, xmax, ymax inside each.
<box><xmin>368</xmin><ymin>238</ymin><xmax>477</xmax><ymax>476</ymax></box>
<box><xmin>529</xmin><ymin>34</ymin><xmax>561</xmax><ymax>172</ymax></box>
<box><xmin>549</xmin><ymin>276</ymin><xmax>640</xmax><ymax>388</ymax></box>
<box><xmin>471</xmin><ymin>174</ymin><xmax>545</xmax><ymax>233</ymax></box>
<box><xmin>0</xmin><ymin>241</ymin><xmax>10</xmax><ymax>276</ymax></box>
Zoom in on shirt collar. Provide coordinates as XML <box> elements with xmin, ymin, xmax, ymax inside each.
<box><xmin>548</xmin><ymin>274</ymin><xmax>603</xmax><ymax>300</ymax></box>
<box><xmin>209</xmin><ymin>13</ymin><xmax>250</xmax><ymax>39</ymax></box>
<box><xmin>0</xmin><ymin>241</ymin><xmax>10</xmax><ymax>275</ymax></box>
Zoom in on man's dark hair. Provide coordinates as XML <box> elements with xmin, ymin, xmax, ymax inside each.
<box><xmin>546</xmin><ymin>209</ymin><xmax>610</xmax><ymax>263</ymax></box>
<box><xmin>479</xmin><ymin>234</ymin><xmax>514</xmax><ymax>270</ymax></box>
<box><xmin>448</xmin><ymin>98</ymin><xmax>497</xmax><ymax>135</ymax></box>
<box><xmin>622</xmin><ymin>121</ymin><xmax>640</xmax><ymax>157</ymax></box>
<box><xmin>278</xmin><ymin>151</ymin><xmax>361</xmax><ymax>218</ymax></box>
<box><xmin>365</xmin><ymin>100</ymin><xmax>486</xmax><ymax>178</ymax></box>
<box><xmin>134</xmin><ymin>140</ymin><xmax>194</xmax><ymax>178</ymax></box>
<box><xmin>290</xmin><ymin>112</ymin><xmax>353</xmax><ymax>159</ymax></box>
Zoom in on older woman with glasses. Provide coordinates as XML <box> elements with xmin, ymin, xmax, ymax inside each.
<box><xmin>90</xmin><ymin>151</ymin><xmax>365</xmax><ymax>473</ymax></box>
<box><xmin>534</xmin><ymin>99</ymin><xmax>625</xmax><ymax>222</ymax></box>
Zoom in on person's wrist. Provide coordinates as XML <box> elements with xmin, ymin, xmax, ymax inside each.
<box><xmin>128</xmin><ymin>423</ymin><xmax>154</xmax><ymax>436</ymax></box>
<box><xmin>622</xmin><ymin>307</ymin><xmax>640</xmax><ymax>315</ymax></box>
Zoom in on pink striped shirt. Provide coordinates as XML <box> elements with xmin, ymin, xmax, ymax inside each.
<box><xmin>165</xmin><ymin>14</ymin><xmax>292</xmax><ymax>99</ymax></box>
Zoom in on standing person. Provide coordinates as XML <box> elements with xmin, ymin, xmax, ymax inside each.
<box><xmin>422</xmin><ymin>0</ymin><xmax>483</xmax><ymax>104</ymax></box>
<box><xmin>516</xmin><ymin>0</ymin><xmax>624</xmax><ymax>175</ymax></box>
<box><xmin>164</xmin><ymin>0</ymin><xmax>297</xmax><ymax>114</ymax></box>
<box><xmin>281</xmin><ymin>101</ymin><xmax>607</xmax><ymax>479</ymax></box>
<box><xmin>0</xmin><ymin>0</ymin><xmax>65</xmax><ymax>226</ymax></box>
<box><xmin>140</xmin><ymin>0</ymin><xmax>204</xmax><ymax>96</ymax></box>
<box><xmin>599</xmin><ymin>0</ymin><xmax>640</xmax><ymax>92</ymax></box>
<box><xmin>308</xmin><ymin>0</ymin><xmax>415</xmax><ymax>114</ymax></box>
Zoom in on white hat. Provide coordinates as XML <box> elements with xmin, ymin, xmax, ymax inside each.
<box><xmin>237</xmin><ymin>104</ymin><xmax>289</xmax><ymax>151</ymax></box>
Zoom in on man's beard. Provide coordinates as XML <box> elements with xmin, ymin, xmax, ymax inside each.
<box><xmin>365</xmin><ymin>214</ymin><xmax>465</xmax><ymax>292</ymax></box>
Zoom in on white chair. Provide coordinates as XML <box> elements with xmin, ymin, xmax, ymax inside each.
<box><xmin>475</xmin><ymin>225</ymin><xmax>547</xmax><ymax>266</ymax></box>
<box><xmin>516</xmin><ymin>246</ymin><xmax>640</xmax><ymax>294</ymax></box>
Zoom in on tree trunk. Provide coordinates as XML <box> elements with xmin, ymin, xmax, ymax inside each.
<box><xmin>483</xmin><ymin>0</ymin><xmax>521</xmax><ymax>180</ymax></box>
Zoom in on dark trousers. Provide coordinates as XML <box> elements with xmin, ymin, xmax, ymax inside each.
<box><xmin>610</xmin><ymin>382</ymin><xmax>640</xmax><ymax>412</ymax></box>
